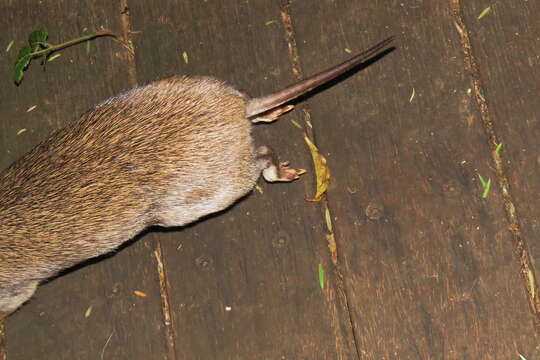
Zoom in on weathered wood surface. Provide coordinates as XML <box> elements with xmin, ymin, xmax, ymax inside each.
<box><xmin>0</xmin><ymin>0</ymin><xmax>538</xmax><ymax>359</ymax></box>
<box><xmin>459</xmin><ymin>0</ymin><xmax>540</xmax><ymax>314</ymax></box>
<box><xmin>289</xmin><ymin>1</ymin><xmax>539</xmax><ymax>358</ymax></box>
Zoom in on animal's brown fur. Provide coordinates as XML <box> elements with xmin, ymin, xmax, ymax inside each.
<box><xmin>0</xmin><ymin>76</ymin><xmax>262</xmax><ymax>316</ymax></box>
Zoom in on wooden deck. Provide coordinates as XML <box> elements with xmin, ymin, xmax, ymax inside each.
<box><xmin>1</xmin><ymin>0</ymin><xmax>539</xmax><ymax>358</ymax></box>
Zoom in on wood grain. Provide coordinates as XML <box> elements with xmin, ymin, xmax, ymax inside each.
<box><xmin>458</xmin><ymin>0</ymin><xmax>540</xmax><ymax>326</ymax></box>
<box><xmin>289</xmin><ymin>0</ymin><xmax>538</xmax><ymax>357</ymax></box>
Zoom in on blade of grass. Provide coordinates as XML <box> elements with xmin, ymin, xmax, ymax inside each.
<box><xmin>477</xmin><ymin>6</ymin><xmax>491</xmax><ymax>20</ymax></box>
<box><xmin>478</xmin><ymin>174</ymin><xmax>491</xmax><ymax>198</ymax></box>
<box><xmin>6</xmin><ymin>40</ymin><xmax>14</xmax><ymax>52</ymax></box>
<box><xmin>318</xmin><ymin>264</ymin><xmax>325</xmax><ymax>289</ymax></box>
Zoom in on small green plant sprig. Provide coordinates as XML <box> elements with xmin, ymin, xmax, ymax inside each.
<box><xmin>478</xmin><ymin>174</ymin><xmax>491</xmax><ymax>199</ymax></box>
<box><xmin>14</xmin><ymin>28</ymin><xmax>131</xmax><ymax>85</ymax></box>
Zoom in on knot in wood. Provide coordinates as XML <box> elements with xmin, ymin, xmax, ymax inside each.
<box><xmin>195</xmin><ymin>256</ymin><xmax>213</xmax><ymax>270</ymax></box>
<box><xmin>365</xmin><ymin>202</ymin><xmax>384</xmax><ymax>220</ymax></box>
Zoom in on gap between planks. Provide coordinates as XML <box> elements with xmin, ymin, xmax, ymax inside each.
<box><xmin>450</xmin><ymin>0</ymin><xmax>540</xmax><ymax>327</ymax></box>
<box><xmin>279</xmin><ymin>0</ymin><xmax>362</xmax><ymax>358</ymax></box>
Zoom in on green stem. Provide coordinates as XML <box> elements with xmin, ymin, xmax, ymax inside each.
<box><xmin>30</xmin><ymin>30</ymin><xmax>127</xmax><ymax>57</ymax></box>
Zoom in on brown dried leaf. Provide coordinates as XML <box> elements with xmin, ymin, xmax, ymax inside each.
<box><xmin>304</xmin><ymin>133</ymin><xmax>330</xmax><ymax>202</ymax></box>
<box><xmin>133</xmin><ymin>290</ymin><xmax>148</xmax><ymax>297</ymax></box>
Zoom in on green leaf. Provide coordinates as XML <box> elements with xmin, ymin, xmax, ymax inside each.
<box><xmin>495</xmin><ymin>142</ymin><xmax>503</xmax><ymax>154</ymax></box>
<box><xmin>14</xmin><ymin>67</ymin><xmax>25</xmax><ymax>84</ymax></box>
<box><xmin>478</xmin><ymin>174</ymin><xmax>491</xmax><ymax>198</ymax></box>
<box><xmin>14</xmin><ymin>45</ymin><xmax>32</xmax><ymax>84</ymax></box>
<box><xmin>478</xmin><ymin>174</ymin><xmax>487</xmax><ymax>187</ymax></box>
<box><xmin>28</xmin><ymin>29</ymin><xmax>48</xmax><ymax>51</ymax></box>
<box><xmin>477</xmin><ymin>7</ymin><xmax>491</xmax><ymax>20</ymax></box>
<box><xmin>16</xmin><ymin>45</ymin><xmax>32</xmax><ymax>61</ymax></box>
<box><xmin>482</xmin><ymin>178</ymin><xmax>491</xmax><ymax>198</ymax></box>
<box><xmin>318</xmin><ymin>264</ymin><xmax>325</xmax><ymax>289</ymax></box>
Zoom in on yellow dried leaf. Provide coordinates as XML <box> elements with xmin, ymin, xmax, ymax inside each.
<box><xmin>290</xmin><ymin>119</ymin><xmax>302</xmax><ymax>129</ymax></box>
<box><xmin>6</xmin><ymin>40</ymin><xmax>14</xmax><ymax>53</ymax></box>
<box><xmin>527</xmin><ymin>268</ymin><xmax>536</xmax><ymax>299</ymax></box>
<box><xmin>304</xmin><ymin>133</ymin><xmax>330</xmax><ymax>202</ymax></box>
<box><xmin>409</xmin><ymin>87</ymin><xmax>415</xmax><ymax>102</ymax></box>
<box><xmin>47</xmin><ymin>53</ymin><xmax>62</xmax><ymax>62</ymax></box>
<box><xmin>324</xmin><ymin>205</ymin><xmax>333</xmax><ymax>232</ymax></box>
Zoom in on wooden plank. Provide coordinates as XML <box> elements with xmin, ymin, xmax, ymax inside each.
<box><xmin>458</xmin><ymin>0</ymin><xmax>540</xmax><ymax>325</ymax></box>
<box><xmin>0</xmin><ymin>1</ymin><xmax>168</xmax><ymax>359</ymax></box>
<box><xmin>289</xmin><ymin>0</ymin><xmax>538</xmax><ymax>358</ymax></box>
<box><xmin>129</xmin><ymin>1</ymin><xmax>357</xmax><ymax>358</ymax></box>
